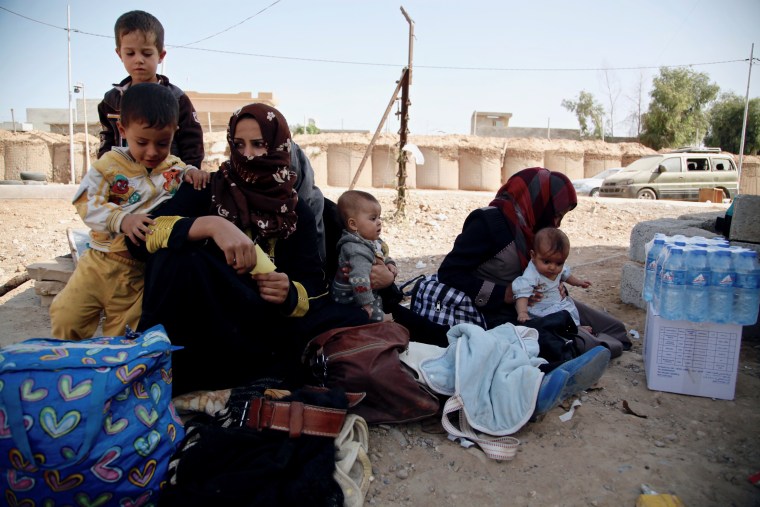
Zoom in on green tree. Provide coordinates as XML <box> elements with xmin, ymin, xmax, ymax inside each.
<box><xmin>291</xmin><ymin>123</ymin><xmax>320</xmax><ymax>135</ymax></box>
<box><xmin>705</xmin><ymin>93</ymin><xmax>760</xmax><ymax>155</ymax></box>
<box><xmin>640</xmin><ymin>67</ymin><xmax>719</xmax><ymax>150</ymax></box>
<box><xmin>561</xmin><ymin>91</ymin><xmax>605</xmax><ymax>138</ymax></box>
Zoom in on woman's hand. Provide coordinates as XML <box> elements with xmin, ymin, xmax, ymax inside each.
<box><xmin>192</xmin><ymin>216</ymin><xmax>257</xmax><ymax>275</ymax></box>
<box><xmin>339</xmin><ymin>260</ymin><xmax>395</xmax><ymax>290</ymax></box>
<box><xmin>370</xmin><ymin>261</ymin><xmax>395</xmax><ymax>290</ymax></box>
<box><xmin>505</xmin><ymin>283</ymin><xmax>543</xmax><ymax>306</ymax></box>
<box><xmin>253</xmin><ymin>272</ymin><xmax>290</xmax><ymax>304</ymax></box>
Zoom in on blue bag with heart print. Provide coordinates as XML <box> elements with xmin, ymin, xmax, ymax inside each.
<box><xmin>0</xmin><ymin>324</ymin><xmax>185</xmax><ymax>506</ymax></box>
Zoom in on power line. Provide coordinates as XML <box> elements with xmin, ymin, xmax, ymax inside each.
<box><xmin>174</xmin><ymin>0</ymin><xmax>282</xmax><ymax>47</ymax></box>
<box><xmin>0</xmin><ymin>5</ymin><xmax>752</xmax><ymax>73</ymax></box>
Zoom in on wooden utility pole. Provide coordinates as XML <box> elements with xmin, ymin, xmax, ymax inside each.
<box><xmin>348</xmin><ymin>7</ymin><xmax>415</xmax><ymax>216</ymax></box>
<box><xmin>396</xmin><ymin>6</ymin><xmax>414</xmax><ymax>216</ymax></box>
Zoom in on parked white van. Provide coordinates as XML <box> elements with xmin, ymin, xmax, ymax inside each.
<box><xmin>599</xmin><ymin>147</ymin><xmax>738</xmax><ymax>201</ymax></box>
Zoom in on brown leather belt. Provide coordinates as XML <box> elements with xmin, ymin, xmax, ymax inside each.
<box><xmin>243</xmin><ymin>390</ymin><xmax>366</xmax><ymax>439</ymax></box>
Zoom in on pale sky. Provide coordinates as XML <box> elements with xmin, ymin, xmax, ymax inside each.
<box><xmin>0</xmin><ymin>0</ymin><xmax>758</xmax><ymax>136</ymax></box>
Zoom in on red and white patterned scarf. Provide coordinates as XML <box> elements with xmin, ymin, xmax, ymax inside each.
<box><xmin>489</xmin><ymin>167</ymin><xmax>577</xmax><ymax>269</ymax></box>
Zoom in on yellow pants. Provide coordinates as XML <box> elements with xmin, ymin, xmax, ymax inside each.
<box><xmin>49</xmin><ymin>249</ymin><xmax>144</xmax><ymax>340</ymax></box>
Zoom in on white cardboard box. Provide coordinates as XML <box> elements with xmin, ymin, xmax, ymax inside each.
<box><xmin>644</xmin><ymin>304</ymin><xmax>742</xmax><ymax>400</ymax></box>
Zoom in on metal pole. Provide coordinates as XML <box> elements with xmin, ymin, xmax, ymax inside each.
<box><xmin>80</xmin><ymin>84</ymin><xmax>91</xmax><ymax>170</ymax></box>
<box><xmin>67</xmin><ymin>4</ymin><xmax>75</xmax><ymax>184</ymax></box>
<box><xmin>737</xmin><ymin>42</ymin><xmax>755</xmax><ymax>187</ymax></box>
<box><xmin>401</xmin><ymin>7</ymin><xmax>414</xmax><ymax>86</ymax></box>
<box><xmin>397</xmin><ymin>6</ymin><xmax>415</xmax><ymax>216</ymax></box>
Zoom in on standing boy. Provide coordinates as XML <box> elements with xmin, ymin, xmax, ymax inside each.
<box><xmin>98</xmin><ymin>10</ymin><xmax>205</xmax><ymax>169</ymax></box>
<box><xmin>51</xmin><ymin>83</ymin><xmax>208</xmax><ymax>340</ymax></box>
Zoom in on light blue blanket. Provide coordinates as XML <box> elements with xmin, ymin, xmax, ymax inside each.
<box><xmin>420</xmin><ymin>322</ymin><xmax>545</xmax><ymax>435</ymax></box>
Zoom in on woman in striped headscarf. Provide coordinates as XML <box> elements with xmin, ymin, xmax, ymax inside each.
<box><xmin>438</xmin><ymin>167</ymin><xmax>629</xmax><ymax>344</ymax></box>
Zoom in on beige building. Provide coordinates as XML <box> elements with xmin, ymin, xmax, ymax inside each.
<box><xmin>470</xmin><ymin>111</ymin><xmax>512</xmax><ymax>136</ymax></box>
<box><xmin>185</xmin><ymin>91</ymin><xmax>277</xmax><ymax>133</ymax></box>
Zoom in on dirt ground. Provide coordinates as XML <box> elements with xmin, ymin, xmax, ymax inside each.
<box><xmin>1</xmin><ymin>188</ymin><xmax>758</xmax><ymax>507</ymax></box>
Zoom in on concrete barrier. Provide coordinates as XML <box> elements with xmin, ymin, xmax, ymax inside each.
<box><xmin>544</xmin><ymin>148</ymin><xmax>584</xmax><ymax>181</ymax></box>
<box><xmin>729</xmin><ymin>194</ymin><xmax>760</xmax><ymax>243</ymax></box>
<box><xmin>620</xmin><ymin>261</ymin><xmax>646</xmax><ymax>310</ymax></box>
<box><xmin>628</xmin><ymin>217</ymin><xmax>721</xmax><ymax>263</ymax></box>
<box><xmin>583</xmin><ymin>153</ymin><xmax>622</xmax><ymax>178</ymax></box>
<box><xmin>372</xmin><ymin>144</ymin><xmax>399</xmax><ymax>189</ymax></box>
<box><xmin>417</xmin><ymin>146</ymin><xmax>458</xmax><ymax>190</ymax></box>
<box><xmin>503</xmin><ymin>146</ymin><xmax>543</xmax><ymax>181</ymax></box>
<box><xmin>327</xmin><ymin>144</ymin><xmax>372</xmax><ymax>188</ymax></box>
<box><xmin>458</xmin><ymin>146</ymin><xmax>502</xmax><ymax>191</ymax></box>
<box><xmin>303</xmin><ymin>145</ymin><xmax>328</xmax><ymax>188</ymax></box>
<box><xmin>4</xmin><ymin>138</ymin><xmax>52</xmax><ymax>181</ymax></box>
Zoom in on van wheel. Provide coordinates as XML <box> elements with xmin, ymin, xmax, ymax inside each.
<box><xmin>590</xmin><ymin>188</ymin><xmax>599</xmax><ymax>197</ymax></box>
<box><xmin>637</xmin><ymin>188</ymin><xmax>657</xmax><ymax>200</ymax></box>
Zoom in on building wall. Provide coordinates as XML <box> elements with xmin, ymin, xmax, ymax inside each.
<box><xmin>185</xmin><ymin>91</ymin><xmax>277</xmax><ymax>133</ymax></box>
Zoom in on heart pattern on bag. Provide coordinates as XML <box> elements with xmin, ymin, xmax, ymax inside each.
<box><xmin>20</xmin><ymin>379</ymin><xmax>47</xmax><ymax>402</ymax></box>
<box><xmin>133</xmin><ymin>431</ymin><xmax>161</xmax><ymax>457</ymax></box>
<box><xmin>133</xmin><ymin>381</ymin><xmax>148</xmax><ymax>399</ymax></box>
<box><xmin>119</xmin><ymin>491</ymin><xmax>153</xmax><ymax>507</ymax></box>
<box><xmin>134</xmin><ymin>405</ymin><xmax>158</xmax><ymax>427</ymax></box>
<box><xmin>103</xmin><ymin>351</ymin><xmax>128</xmax><ymax>363</ymax></box>
<box><xmin>39</xmin><ymin>347</ymin><xmax>69</xmax><ymax>361</ymax></box>
<box><xmin>74</xmin><ymin>491</ymin><xmax>113</xmax><ymax>507</ymax></box>
<box><xmin>5</xmin><ymin>490</ymin><xmax>35</xmax><ymax>507</ymax></box>
<box><xmin>0</xmin><ymin>409</ymin><xmax>33</xmax><ymax>438</ymax></box>
<box><xmin>90</xmin><ymin>447</ymin><xmax>123</xmax><ymax>483</ymax></box>
<box><xmin>40</xmin><ymin>407</ymin><xmax>80</xmax><ymax>438</ymax></box>
<box><xmin>104</xmin><ymin>414</ymin><xmax>128</xmax><ymax>435</ymax></box>
<box><xmin>58</xmin><ymin>375</ymin><xmax>92</xmax><ymax>401</ymax></box>
<box><xmin>43</xmin><ymin>469</ymin><xmax>84</xmax><ymax>492</ymax></box>
<box><xmin>6</xmin><ymin>469</ymin><xmax>35</xmax><ymax>491</ymax></box>
<box><xmin>116</xmin><ymin>364</ymin><xmax>147</xmax><ymax>384</ymax></box>
<box><xmin>128</xmin><ymin>459</ymin><xmax>157</xmax><ymax>488</ymax></box>
<box><xmin>0</xmin><ymin>325</ymin><xmax>183</xmax><ymax>503</ymax></box>
<box><xmin>8</xmin><ymin>449</ymin><xmax>43</xmax><ymax>472</ymax></box>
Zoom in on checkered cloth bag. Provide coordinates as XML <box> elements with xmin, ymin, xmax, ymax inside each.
<box><xmin>408</xmin><ymin>274</ymin><xmax>487</xmax><ymax>329</ymax></box>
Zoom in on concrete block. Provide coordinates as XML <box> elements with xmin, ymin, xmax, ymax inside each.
<box><xmin>27</xmin><ymin>256</ymin><xmax>75</xmax><ymax>283</ymax></box>
<box><xmin>39</xmin><ymin>295</ymin><xmax>55</xmax><ymax>307</ymax></box>
<box><xmin>730</xmin><ymin>240</ymin><xmax>760</xmax><ymax>256</ymax></box>
<box><xmin>729</xmin><ymin>194</ymin><xmax>760</xmax><ymax>243</ymax></box>
<box><xmin>620</xmin><ymin>261</ymin><xmax>646</xmax><ymax>310</ymax></box>
<box><xmin>676</xmin><ymin>211</ymin><xmax>723</xmax><ymax>232</ymax></box>
<box><xmin>34</xmin><ymin>280</ymin><xmax>66</xmax><ymax>296</ymax></box>
<box><xmin>628</xmin><ymin>219</ymin><xmax>714</xmax><ymax>263</ymax></box>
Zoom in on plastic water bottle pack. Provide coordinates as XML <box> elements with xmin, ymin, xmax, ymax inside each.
<box><xmin>642</xmin><ymin>234</ymin><xmax>760</xmax><ymax>325</ymax></box>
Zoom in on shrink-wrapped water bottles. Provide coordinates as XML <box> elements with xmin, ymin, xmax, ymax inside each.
<box><xmin>643</xmin><ymin>233</ymin><xmax>758</xmax><ymax>324</ymax></box>
<box><xmin>659</xmin><ymin>247</ymin><xmax>687</xmax><ymax>320</ymax></box>
<box><xmin>684</xmin><ymin>247</ymin><xmax>710</xmax><ymax>322</ymax></box>
<box><xmin>709</xmin><ymin>248</ymin><xmax>735</xmax><ymax>324</ymax></box>
<box><xmin>643</xmin><ymin>234</ymin><xmax>666</xmax><ymax>302</ymax></box>
<box><xmin>733</xmin><ymin>249</ymin><xmax>760</xmax><ymax>325</ymax></box>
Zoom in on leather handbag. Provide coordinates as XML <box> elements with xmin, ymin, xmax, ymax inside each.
<box><xmin>0</xmin><ymin>325</ymin><xmax>184</xmax><ymax>506</ymax></box>
<box><xmin>303</xmin><ymin>322</ymin><xmax>440</xmax><ymax>424</ymax></box>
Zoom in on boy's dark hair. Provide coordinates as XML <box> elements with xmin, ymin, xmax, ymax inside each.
<box><xmin>114</xmin><ymin>10</ymin><xmax>165</xmax><ymax>52</ymax></box>
<box><xmin>337</xmin><ymin>190</ymin><xmax>380</xmax><ymax>224</ymax></box>
<box><xmin>120</xmin><ymin>83</ymin><xmax>178</xmax><ymax>129</ymax></box>
<box><xmin>534</xmin><ymin>227</ymin><xmax>570</xmax><ymax>257</ymax></box>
